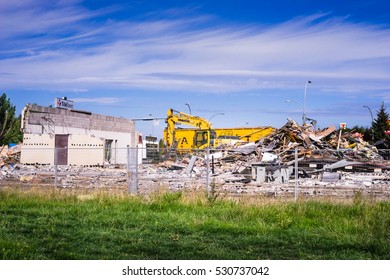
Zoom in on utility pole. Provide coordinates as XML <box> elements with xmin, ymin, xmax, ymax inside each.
<box><xmin>303</xmin><ymin>80</ymin><xmax>312</xmax><ymax>125</ymax></box>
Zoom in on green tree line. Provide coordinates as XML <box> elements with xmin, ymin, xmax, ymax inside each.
<box><xmin>346</xmin><ymin>102</ymin><xmax>390</xmax><ymax>148</ymax></box>
<box><xmin>0</xmin><ymin>93</ymin><xmax>23</xmax><ymax>146</ymax></box>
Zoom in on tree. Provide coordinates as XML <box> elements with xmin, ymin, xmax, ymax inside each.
<box><xmin>0</xmin><ymin>93</ymin><xmax>23</xmax><ymax>145</ymax></box>
<box><xmin>371</xmin><ymin>101</ymin><xmax>390</xmax><ymax>146</ymax></box>
<box><xmin>3</xmin><ymin>115</ymin><xmax>23</xmax><ymax>144</ymax></box>
<box><xmin>345</xmin><ymin>125</ymin><xmax>367</xmax><ymax>134</ymax></box>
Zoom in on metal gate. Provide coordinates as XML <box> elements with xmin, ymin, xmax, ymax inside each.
<box><xmin>55</xmin><ymin>134</ymin><xmax>69</xmax><ymax>165</ymax></box>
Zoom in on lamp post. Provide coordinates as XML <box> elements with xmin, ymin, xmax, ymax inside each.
<box><xmin>303</xmin><ymin>80</ymin><xmax>312</xmax><ymax>125</ymax></box>
<box><xmin>207</xmin><ymin>112</ymin><xmax>224</xmax><ymax>176</ymax></box>
<box><xmin>209</xmin><ymin>112</ymin><xmax>224</xmax><ymax>123</ymax></box>
<box><xmin>363</xmin><ymin>105</ymin><xmax>374</xmax><ymax>141</ymax></box>
<box><xmin>185</xmin><ymin>102</ymin><xmax>192</xmax><ymax>115</ymax></box>
<box><xmin>285</xmin><ymin>99</ymin><xmax>304</xmax><ymax>122</ymax></box>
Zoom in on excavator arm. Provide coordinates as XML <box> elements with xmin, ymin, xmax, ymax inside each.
<box><xmin>166</xmin><ymin>109</ymin><xmax>212</xmax><ymax>129</ymax></box>
<box><xmin>165</xmin><ymin>109</ymin><xmax>213</xmax><ymax>149</ymax></box>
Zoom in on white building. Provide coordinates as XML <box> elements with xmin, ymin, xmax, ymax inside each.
<box><xmin>137</xmin><ymin>135</ymin><xmax>160</xmax><ymax>163</ymax></box>
<box><xmin>21</xmin><ymin>103</ymin><xmax>137</xmax><ymax>166</ymax></box>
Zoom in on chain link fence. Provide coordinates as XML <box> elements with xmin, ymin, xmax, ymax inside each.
<box><xmin>1</xmin><ymin>146</ymin><xmax>389</xmax><ymax>199</ymax></box>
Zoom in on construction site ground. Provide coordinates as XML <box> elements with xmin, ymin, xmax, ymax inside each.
<box><xmin>1</xmin><ymin>119</ymin><xmax>390</xmax><ymax>200</ymax></box>
<box><xmin>1</xmin><ymin>161</ymin><xmax>389</xmax><ymax>201</ymax></box>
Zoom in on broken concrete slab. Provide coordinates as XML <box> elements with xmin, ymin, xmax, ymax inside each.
<box><xmin>230</xmin><ymin>142</ymin><xmax>257</xmax><ymax>155</ymax></box>
<box><xmin>185</xmin><ymin>156</ymin><xmax>198</xmax><ymax>176</ymax></box>
<box><xmin>324</xmin><ymin>159</ymin><xmax>365</xmax><ymax>171</ymax></box>
<box><xmin>321</xmin><ymin>172</ymin><xmax>341</xmax><ymax>182</ymax></box>
<box><xmin>260</xmin><ymin>152</ymin><xmax>278</xmax><ymax>162</ymax></box>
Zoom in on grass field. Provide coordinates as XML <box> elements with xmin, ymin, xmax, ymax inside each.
<box><xmin>0</xmin><ymin>188</ymin><xmax>389</xmax><ymax>260</ymax></box>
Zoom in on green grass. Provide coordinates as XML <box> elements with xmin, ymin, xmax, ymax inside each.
<box><xmin>0</xmin><ymin>189</ymin><xmax>389</xmax><ymax>260</ymax></box>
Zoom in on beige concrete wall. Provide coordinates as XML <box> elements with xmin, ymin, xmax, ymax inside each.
<box><xmin>61</xmin><ymin>127</ymin><xmax>132</xmax><ymax>164</ymax></box>
<box><xmin>21</xmin><ymin>134</ymin><xmax>55</xmax><ymax>165</ymax></box>
<box><xmin>68</xmin><ymin>135</ymin><xmax>105</xmax><ymax>166</ymax></box>
<box><xmin>21</xmin><ymin>134</ymin><xmax>106</xmax><ymax>165</ymax></box>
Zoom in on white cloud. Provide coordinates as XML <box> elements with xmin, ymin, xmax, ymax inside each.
<box><xmin>1</xmin><ymin>3</ymin><xmax>389</xmax><ymax>96</ymax></box>
<box><xmin>72</xmin><ymin>97</ymin><xmax>124</xmax><ymax>105</ymax></box>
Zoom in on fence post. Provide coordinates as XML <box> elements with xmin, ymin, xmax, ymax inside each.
<box><xmin>127</xmin><ymin>146</ymin><xmax>131</xmax><ymax>194</ymax></box>
<box><xmin>206</xmin><ymin>147</ymin><xmax>210</xmax><ymax>196</ymax></box>
<box><xmin>294</xmin><ymin>147</ymin><xmax>298</xmax><ymax>201</ymax></box>
<box><xmin>54</xmin><ymin>147</ymin><xmax>58</xmax><ymax>189</ymax></box>
<box><xmin>211</xmin><ymin>155</ymin><xmax>215</xmax><ymax>174</ymax></box>
<box><xmin>134</xmin><ymin>146</ymin><xmax>139</xmax><ymax>194</ymax></box>
<box><xmin>127</xmin><ymin>146</ymin><xmax>138</xmax><ymax>195</ymax></box>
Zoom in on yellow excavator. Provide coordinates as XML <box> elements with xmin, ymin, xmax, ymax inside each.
<box><xmin>163</xmin><ymin>108</ymin><xmax>276</xmax><ymax>151</ymax></box>
<box><xmin>164</xmin><ymin>109</ymin><xmax>216</xmax><ymax>150</ymax></box>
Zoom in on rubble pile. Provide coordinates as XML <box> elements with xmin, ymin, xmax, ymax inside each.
<box><xmin>0</xmin><ymin>144</ymin><xmax>22</xmax><ymax>180</ymax></box>
<box><xmin>0</xmin><ymin>144</ymin><xmax>21</xmax><ymax>167</ymax></box>
<box><xmin>0</xmin><ymin>120</ymin><xmax>389</xmax><ymax>199</ymax></box>
<box><xmin>254</xmin><ymin>118</ymin><xmax>383</xmax><ymax>162</ymax></box>
<box><xmin>0</xmin><ymin>164</ymin><xmax>129</xmax><ymax>188</ymax></box>
<box><xmin>199</xmin><ymin>119</ymin><xmax>386</xmax><ymax>177</ymax></box>
<box><xmin>154</xmin><ymin>119</ymin><xmax>390</xmax><ymax>197</ymax></box>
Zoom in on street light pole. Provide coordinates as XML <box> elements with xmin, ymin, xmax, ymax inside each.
<box><xmin>207</xmin><ymin>113</ymin><xmax>224</xmax><ymax>152</ymax></box>
<box><xmin>363</xmin><ymin>105</ymin><xmax>374</xmax><ymax>141</ymax></box>
<box><xmin>303</xmin><ymin>80</ymin><xmax>312</xmax><ymax>125</ymax></box>
<box><xmin>185</xmin><ymin>102</ymin><xmax>192</xmax><ymax>115</ymax></box>
<box><xmin>209</xmin><ymin>113</ymin><xmax>224</xmax><ymax>123</ymax></box>
<box><xmin>285</xmin><ymin>99</ymin><xmax>304</xmax><ymax>122</ymax></box>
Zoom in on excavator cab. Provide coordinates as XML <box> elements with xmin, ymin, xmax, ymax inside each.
<box><xmin>194</xmin><ymin>130</ymin><xmax>217</xmax><ymax>149</ymax></box>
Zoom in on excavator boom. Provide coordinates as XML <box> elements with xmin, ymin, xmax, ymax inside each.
<box><xmin>163</xmin><ymin>108</ymin><xmax>275</xmax><ymax>151</ymax></box>
<box><xmin>164</xmin><ymin>109</ymin><xmax>214</xmax><ymax>150</ymax></box>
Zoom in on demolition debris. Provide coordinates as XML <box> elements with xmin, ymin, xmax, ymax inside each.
<box><xmin>1</xmin><ymin>120</ymin><xmax>390</xmax><ymax>199</ymax></box>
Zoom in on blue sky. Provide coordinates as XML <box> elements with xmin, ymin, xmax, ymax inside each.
<box><xmin>1</xmin><ymin>0</ymin><xmax>390</xmax><ymax>137</ymax></box>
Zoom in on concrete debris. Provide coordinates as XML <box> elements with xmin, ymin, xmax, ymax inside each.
<box><xmin>20</xmin><ymin>175</ymin><xmax>35</xmax><ymax>182</ymax></box>
<box><xmin>185</xmin><ymin>156</ymin><xmax>198</xmax><ymax>176</ymax></box>
<box><xmin>230</xmin><ymin>142</ymin><xmax>257</xmax><ymax>155</ymax></box>
<box><xmin>0</xmin><ymin>157</ymin><xmax>389</xmax><ymax>199</ymax></box>
<box><xmin>323</xmin><ymin>159</ymin><xmax>363</xmax><ymax>171</ymax></box>
<box><xmin>260</xmin><ymin>152</ymin><xmax>279</xmax><ymax>162</ymax></box>
<box><xmin>0</xmin><ymin>144</ymin><xmax>21</xmax><ymax>168</ymax></box>
<box><xmin>0</xmin><ymin>120</ymin><xmax>389</xmax><ymax>199</ymax></box>
<box><xmin>321</xmin><ymin>172</ymin><xmax>341</xmax><ymax>182</ymax></box>
<box><xmin>255</xmin><ymin>119</ymin><xmax>383</xmax><ymax>162</ymax></box>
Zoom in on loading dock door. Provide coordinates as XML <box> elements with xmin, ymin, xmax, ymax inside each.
<box><xmin>55</xmin><ymin>135</ymin><xmax>69</xmax><ymax>165</ymax></box>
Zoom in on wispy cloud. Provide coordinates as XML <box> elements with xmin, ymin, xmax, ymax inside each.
<box><xmin>72</xmin><ymin>97</ymin><xmax>124</xmax><ymax>105</ymax></box>
<box><xmin>1</xmin><ymin>2</ymin><xmax>389</xmax><ymax>96</ymax></box>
